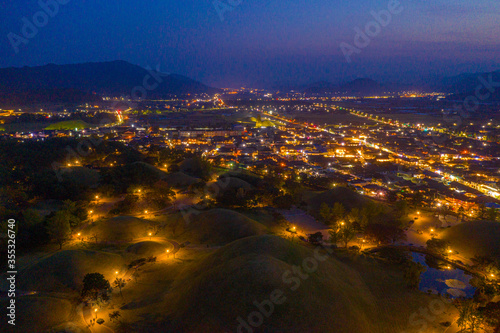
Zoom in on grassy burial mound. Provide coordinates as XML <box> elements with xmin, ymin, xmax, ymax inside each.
<box><xmin>126</xmin><ymin>241</ymin><xmax>168</xmax><ymax>257</ymax></box>
<box><xmin>157</xmin><ymin>235</ymin><xmax>456</xmax><ymax>332</ymax></box>
<box><xmin>61</xmin><ymin>166</ymin><xmax>100</xmax><ymax>188</ymax></box>
<box><xmin>0</xmin><ymin>296</ymin><xmax>84</xmax><ymax>333</ymax></box>
<box><xmin>83</xmin><ymin>216</ymin><xmax>154</xmax><ymax>242</ymax></box>
<box><xmin>163</xmin><ymin>171</ymin><xmax>200</xmax><ymax>188</ymax></box>
<box><xmin>163</xmin><ymin>235</ymin><xmax>376</xmax><ymax>332</ymax></box>
<box><xmin>220</xmin><ymin>170</ymin><xmax>263</xmax><ymax>187</ymax></box>
<box><xmin>180</xmin><ymin>208</ymin><xmax>266</xmax><ymax>245</ymax></box>
<box><xmin>18</xmin><ymin>249</ymin><xmax>125</xmax><ymax>292</ymax></box>
<box><xmin>440</xmin><ymin>220</ymin><xmax>500</xmax><ymax>261</ymax></box>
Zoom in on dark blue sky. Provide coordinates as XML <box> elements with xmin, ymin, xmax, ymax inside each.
<box><xmin>1</xmin><ymin>0</ymin><xmax>499</xmax><ymax>87</ymax></box>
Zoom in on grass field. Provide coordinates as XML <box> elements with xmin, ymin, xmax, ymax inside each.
<box><xmin>3</xmin><ymin>208</ymin><xmax>462</xmax><ymax>332</ymax></box>
<box><xmin>441</xmin><ymin>220</ymin><xmax>500</xmax><ymax>261</ymax></box>
<box><xmin>45</xmin><ymin>120</ymin><xmax>91</xmax><ymax>130</ymax></box>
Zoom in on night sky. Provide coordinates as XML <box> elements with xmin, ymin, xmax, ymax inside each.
<box><xmin>0</xmin><ymin>0</ymin><xmax>499</xmax><ymax>87</ymax></box>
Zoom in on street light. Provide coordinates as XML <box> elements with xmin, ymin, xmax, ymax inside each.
<box><xmin>166</xmin><ymin>249</ymin><xmax>170</xmax><ymax>258</ymax></box>
<box><xmin>149</xmin><ymin>232</ymin><xmax>152</xmax><ymax>240</ymax></box>
<box><xmin>94</xmin><ymin>308</ymin><xmax>98</xmax><ymax>319</ymax></box>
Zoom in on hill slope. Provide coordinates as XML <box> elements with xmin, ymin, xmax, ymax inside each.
<box><xmin>0</xmin><ymin>61</ymin><xmax>219</xmax><ymax>105</ymax></box>
<box><xmin>440</xmin><ymin>220</ymin><xmax>500</xmax><ymax>261</ymax></box>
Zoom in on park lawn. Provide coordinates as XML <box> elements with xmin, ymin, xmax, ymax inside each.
<box><xmin>45</xmin><ymin>120</ymin><xmax>91</xmax><ymax>130</ymax></box>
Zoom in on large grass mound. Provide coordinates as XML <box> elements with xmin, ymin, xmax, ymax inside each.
<box><xmin>182</xmin><ymin>209</ymin><xmax>266</xmax><ymax>245</ymax></box>
<box><xmin>83</xmin><ymin>216</ymin><xmax>153</xmax><ymax>242</ymax></box>
<box><xmin>0</xmin><ymin>296</ymin><xmax>83</xmax><ymax>333</ymax></box>
<box><xmin>45</xmin><ymin>120</ymin><xmax>90</xmax><ymax>130</ymax></box>
<box><xmin>18</xmin><ymin>250</ymin><xmax>125</xmax><ymax>292</ymax></box>
<box><xmin>62</xmin><ymin>166</ymin><xmax>100</xmax><ymax>188</ymax></box>
<box><xmin>441</xmin><ymin>220</ymin><xmax>500</xmax><ymax>261</ymax></box>
<box><xmin>164</xmin><ymin>235</ymin><xmax>375</xmax><ymax>332</ymax></box>
<box><xmin>126</xmin><ymin>241</ymin><xmax>168</xmax><ymax>257</ymax></box>
<box><xmin>220</xmin><ymin>170</ymin><xmax>263</xmax><ymax>187</ymax></box>
<box><xmin>164</xmin><ymin>171</ymin><xmax>200</xmax><ymax>188</ymax></box>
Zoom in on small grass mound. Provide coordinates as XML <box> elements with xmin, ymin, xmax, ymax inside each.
<box><xmin>83</xmin><ymin>216</ymin><xmax>153</xmax><ymax>242</ymax></box>
<box><xmin>126</xmin><ymin>241</ymin><xmax>168</xmax><ymax>257</ymax></box>
<box><xmin>182</xmin><ymin>208</ymin><xmax>266</xmax><ymax>245</ymax></box>
<box><xmin>18</xmin><ymin>249</ymin><xmax>125</xmax><ymax>292</ymax></box>
<box><xmin>440</xmin><ymin>220</ymin><xmax>500</xmax><ymax>261</ymax></box>
<box><xmin>45</xmin><ymin>120</ymin><xmax>90</xmax><ymax>130</ymax></box>
<box><xmin>210</xmin><ymin>176</ymin><xmax>254</xmax><ymax>193</ymax></box>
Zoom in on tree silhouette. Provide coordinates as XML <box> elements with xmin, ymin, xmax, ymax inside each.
<box><xmin>46</xmin><ymin>210</ymin><xmax>71</xmax><ymax>249</ymax></box>
<box><xmin>113</xmin><ymin>277</ymin><xmax>126</xmax><ymax>299</ymax></box>
<box><xmin>81</xmin><ymin>273</ymin><xmax>111</xmax><ymax>305</ymax></box>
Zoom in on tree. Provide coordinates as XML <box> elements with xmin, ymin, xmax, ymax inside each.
<box><xmin>113</xmin><ymin>277</ymin><xmax>126</xmax><ymax>299</ymax></box>
<box><xmin>347</xmin><ymin>207</ymin><xmax>368</xmax><ymax>230</ymax></box>
<box><xmin>46</xmin><ymin>210</ymin><xmax>71</xmax><ymax>249</ymax></box>
<box><xmin>478</xmin><ymin>301</ymin><xmax>500</xmax><ymax>333</ymax></box>
<box><xmin>320</xmin><ymin>202</ymin><xmax>345</xmax><ymax>227</ymax></box>
<box><xmin>81</xmin><ymin>273</ymin><xmax>111</xmax><ymax>306</ymax></box>
<box><xmin>403</xmin><ymin>261</ymin><xmax>426</xmax><ymax>290</ymax></box>
<box><xmin>332</xmin><ymin>202</ymin><xmax>346</xmax><ymax>224</ymax></box>
<box><xmin>61</xmin><ymin>200</ymin><xmax>88</xmax><ymax>228</ymax></box>
<box><xmin>145</xmin><ymin>180</ymin><xmax>175</xmax><ymax>210</ymax></box>
<box><xmin>486</xmin><ymin>207</ymin><xmax>498</xmax><ymax>221</ymax></box>
<box><xmin>455</xmin><ymin>298</ymin><xmax>484</xmax><ymax>333</ymax></box>
<box><xmin>394</xmin><ymin>200</ymin><xmax>409</xmax><ymax>218</ymax></box>
<box><xmin>426</xmin><ymin>237</ymin><xmax>450</xmax><ymax>256</ymax></box>
<box><xmin>458</xmin><ymin>206</ymin><xmax>465</xmax><ymax>220</ymax></box>
<box><xmin>364</xmin><ymin>223</ymin><xmax>406</xmax><ymax>245</ymax></box>
<box><xmin>109</xmin><ymin>310</ymin><xmax>121</xmax><ymax>323</ymax></box>
<box><xmin>338</xmin><ymin>222</ymin><xmax>357</xmax><ymax>248</ymax></box>
<box><xmin>308</xmin><ymin>232</ymin><xmax>323</xmax><ymax>245</ymax></box>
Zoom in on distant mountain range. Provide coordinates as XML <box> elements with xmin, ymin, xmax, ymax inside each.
<box><xmin>293</xmin><ymin>70</ymin><xmax>500</xmax><ymax>99</ymax></box>
<box><xmin>0</xmin><ymin>60</ymin><xmax>219</xmax><ymax>106</ymax></box>
<box><xmin>438</xmin><ymin>70</ymin><xmax>500</xmax><ymax>101</ymax></box>
<box><xmin>299</xmin><ymin>78</ymin><xmax>410</xmax><ymax>96</ymax></box>
<box><xmin>0</xmin><ymin>60</ymin><xmax>498</xmax><ymax>104</ymax></box>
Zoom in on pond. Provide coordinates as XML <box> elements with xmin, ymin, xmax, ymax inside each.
<box><xmin>411</xmin><ymin>252</ymin><xmax>476</xmax><ymax>298</ymax></box>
